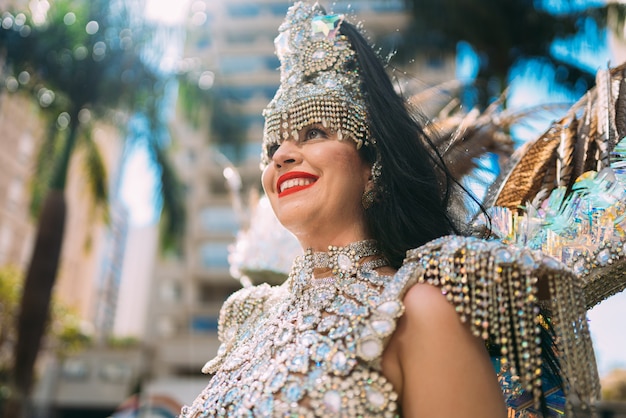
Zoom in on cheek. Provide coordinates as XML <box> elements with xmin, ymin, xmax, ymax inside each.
<box><xmin>328</xmin><ymin>149</ymin><xmax>369</xmax><ymax>186</ymax></box>
<box><xmin>261</xmin><ymin>166</ymin><xmax>273</xmax><ymax>193</ymax></box>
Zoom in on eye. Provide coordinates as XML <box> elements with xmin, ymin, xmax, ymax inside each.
<box><xmin>267</xmin><ymin>142</ymin><xmax>280</xmax><ymax>158</ymax></box>
<box><xmin>304</xmin><ymin>127</ymin><xmax>327</xmax><ymax>141</ymax></box>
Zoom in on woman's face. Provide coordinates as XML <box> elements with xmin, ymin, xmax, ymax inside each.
<box><xmin>262</xmin><ymin>124</ymin><xmax>372</xmax><ymax>248</ymax></box>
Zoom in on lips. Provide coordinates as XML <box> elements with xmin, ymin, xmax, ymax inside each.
<box><xmin>277</xmin><ymin>171</ymin><xmax>318</xmax><ymax>198</ymax></box>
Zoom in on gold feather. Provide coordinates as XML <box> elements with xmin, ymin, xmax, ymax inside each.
<box><xmin>484</xmin><ymin>122</ymin><xmax>563</xmax><ymax>210</ymax></box>
<box><xmin>556</xmin><ymin>117</ymin><xmax>577</xmax><ymax>189</ymax></box>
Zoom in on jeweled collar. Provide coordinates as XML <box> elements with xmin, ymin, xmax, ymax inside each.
<box><xmin>290</xmin><ymin>239</ymin><xmax>388</xmax><ymax>295</ymax></box>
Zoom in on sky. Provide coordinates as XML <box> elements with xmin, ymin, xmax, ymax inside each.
<box><xmin>119</xmin><ymin>0</ymin><xmax>190</xmax><ymax>227</ymax></box>
<box><xmin>119</xmin><ymin>0</ymin><xmax>626</xmax><ymax>378</ymax></box>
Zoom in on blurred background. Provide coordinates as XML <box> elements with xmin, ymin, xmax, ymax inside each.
<box><xmin>1</xmin><ymin>0</ymin><xmax>626</xmax><ymax>417</ymax></box>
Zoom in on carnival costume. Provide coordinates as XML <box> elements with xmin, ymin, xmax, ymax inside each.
<box><xmin>182</xmin><ymin>2</ymin><xmax>626</xmax><ymax>417</ymax></box>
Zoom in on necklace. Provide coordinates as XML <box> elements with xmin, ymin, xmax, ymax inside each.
<box><xmin>312</xmin><ymin>239</ymin><xmax>380</xmax><ymax>275</ymax></box>
<box><xmin>291</xmin><ymin>239</ymin><xmax>389</xmax><ymax>294</ymax></box>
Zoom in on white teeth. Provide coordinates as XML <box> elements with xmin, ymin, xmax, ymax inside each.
<box><xmin>280</xmin><ymin>178</ymin><xmax>315</xmax><ymax>193</ymax></box>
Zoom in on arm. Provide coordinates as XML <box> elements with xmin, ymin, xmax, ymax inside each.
<box><xmin>392</xmin><ymin>283</ymin><xmax>506</xmax><ymax>417</ymax></box>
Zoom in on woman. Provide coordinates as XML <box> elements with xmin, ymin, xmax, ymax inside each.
<box><xmin>181</xmin><ymin>2</ymin><xmax>597</xmax><ymax>417</ymax></box>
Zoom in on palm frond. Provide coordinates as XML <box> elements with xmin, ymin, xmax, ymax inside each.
<box><xmin>149</xmin><ymin>142</ymin><xmax>186</xmax><ymax>253</ymax></box>
<box><xmin>29</xmin><ymin>117</ymin><xmax>62</xmax><ymax>218</ymax></box>
<box><xmin>77</xmin><ymin>126</ymin><xmax>109</xmax><ymax>224</ymax></box>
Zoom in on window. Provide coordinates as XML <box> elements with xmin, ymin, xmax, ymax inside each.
<box><xmin>226</xmin><ymin>32</ymin><xmax>258</xmax><ymax>45</ymax></box>
<box><xmin>197</xmin><ymin>282</ymin><xmax>240</xmax><ymax>304</ymax></box>
<box><xmin>191</xmin><ymin>315</ymin><xmax>219</xmax><ymax>332</ymax></box>
<box><xmin>199</xmin><ymin>206</ymin><xmax>238</xmax><ymax>234</ymax></box>
<box><xmin>199</xmin><ymin>242</ymin><xmax>230</xmax><ymax>269</ymax></box>
<box><xmin>226</xmin><ymin>3</ymin><xmax>260</xmax><ymax>17</ymax></box>
<box><xmin>267</xmin><ymin>3</ymin><xmax>288</xmax><ymax>16</ymax></box>
<box><xmin>160</xmin><ymin>281</ymin><xmax>182</xmax><ymax>302</ymax></box>
<box><xmin>157</xmin><ymin>315</ymin><xmax>176</xmax><ymax>337</ymax></box>
<box><xmin>62</xmin><ymin>358</ymin><xmax>89</xmax><ymax>381</ymax></box>
<box><xmin>219</xmin><ymin>56</ymin><xmax>266</xmax><ymax>74</ymax></box>
<box><xmin>99</xmin><ymin>362</ymin><xmax>131</xmax><ymax>383</ymax></box>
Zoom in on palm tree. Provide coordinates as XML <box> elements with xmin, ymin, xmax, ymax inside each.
<box><xmin>0</xmin><ymin>1</ymin><xmax>185</xmax><ymax>416</ymax></box>
<box><xmin>400</xmin><ymin>0</ymin><xmax>624</xmax><ymax>106</ymax></box>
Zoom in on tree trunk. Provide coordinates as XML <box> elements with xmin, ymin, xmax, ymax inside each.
<box><xmin>3</xmin><ymin>190</ymin><xmax>66</xmax><ymax>418</ymax></box>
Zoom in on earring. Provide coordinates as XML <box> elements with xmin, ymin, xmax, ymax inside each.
<box><xmin>362</xmin><ymin>189</ymin><xmax>376</xmax><ymax>209</ymax></box>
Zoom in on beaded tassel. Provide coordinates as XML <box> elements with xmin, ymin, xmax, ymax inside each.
<box><xmin>403</xmin><ymin>236</ymin><xmax>600</xmax><ymax>415</ymax></box>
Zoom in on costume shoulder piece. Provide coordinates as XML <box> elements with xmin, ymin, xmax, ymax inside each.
<box><xmin>399</xmin><ymin>235</ymin><xmax>600</xmax><ymax>416</ymax></box>
<box><xmin>201</xmin><ymin>283</ymin><xmax>281</xmax><ymax>374</ymax></box>
<box><xmin>480</xmin><ymin>64</ymin><xmax>626</xmax><ymax>309</ymax></box>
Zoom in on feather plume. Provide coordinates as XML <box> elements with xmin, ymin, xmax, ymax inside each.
<box><xmin>556</xmin><ymin>118</ymin><xmax>576</xmax><ymax>189</ymax></box>
<box><xmin>594</xmin><ymin>68</ymin><xmax>613</xmax><ymax>168</ymax></box>
<box><xmin>615</xmin><ymin>76</ymin><xmax>626</xmax><ymax>142</ymax></box>
<box><xmin>572</xmin><ymin>93</ymin><xmax>593</xmax><ymax>180</ymax></box>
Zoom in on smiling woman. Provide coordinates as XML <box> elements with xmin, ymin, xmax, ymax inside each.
<box><xmin>180</xmin><ymin>2</ymin><xmax>600</xmax><ymax>417</ymax></box>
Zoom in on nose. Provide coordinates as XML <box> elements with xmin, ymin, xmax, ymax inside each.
<box><xmin>272</xmin><ymin>140</ymin><xmax>301</xmax><ymax>168</ymax></box>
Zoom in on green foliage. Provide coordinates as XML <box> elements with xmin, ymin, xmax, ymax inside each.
<box><xmin>28</xmin><ymin>117</ymin><xmax>69</xmax><ymax>218</ymax></box>
<box><xmin>1</xmin><ymin>0</ymin><xmax>186</xmax><ymax>249</ymax></box>
<box><xmin>399</xmin><ymin>0</ymin><xmax>616</xmax><ymax>106</ymax></box>
<box><xmin>177</xmin><ymin>74</ymin><xmax>212</xmax><ymax>130</ymax></box>
<box><xmin>78</xmin><ymin>126</ymin><xmax>110</xmax><ymax>224</ymax></box>
<box><xmin>0</xmin><ymin>267</ymin><xmax>22</xmax><ymax>375</ymax></box>
<box><xmin>106</xmin><ymin>336</ymin><xmax>140</xmax><ymax>349</ymax></box>
<box><xmin>0</xmin><ymin>266</ymin><xmax>90</xmax><ymax>408</ymax></box>
<box><xmin>151</xmin><ymin>142</ymin><xmax>186</xmax><ymax>253</ymax></box>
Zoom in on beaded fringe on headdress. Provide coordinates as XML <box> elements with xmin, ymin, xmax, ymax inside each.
<box><xmin>261</xmin><ymin>2</ymin><xmax>372</xmax><ymax>166</ymax></box>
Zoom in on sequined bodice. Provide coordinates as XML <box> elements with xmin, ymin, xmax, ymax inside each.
<box><xmin>181</xmin><ymin>236</ymin><xmax>600</xmax><ymax>417</ymax></box>
<box><xmin>180</xmin><ymin>245</ymin><xmax>409</xmax><ymax>417</ymax></box>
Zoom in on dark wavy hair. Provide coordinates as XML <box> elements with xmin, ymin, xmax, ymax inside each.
<box><xmin>339</xmin><ymin>22</ymin><xmax>463</xmax><ymax>268</ymax></box>
<box><xmin>340</xmin><ymin>25</ymin><xmax>560</xmax><ymax>417</ymax></box>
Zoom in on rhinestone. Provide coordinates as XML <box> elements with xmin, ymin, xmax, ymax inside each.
<box><xmin>287</xmin><ymin>352</ymin><xmax>309</xmax><ymax>373</ymax></box>
<box><xmin>313</xmin><ymin>341</ymin><xmax>332</xmax><ymax>361</ymax></box>
<box><xmin>328</xmin><ymin>318</ymin><xmax>350</xmax><ymax>339</ymax></box>
<box><xmin>357</xmin><ymin>337</ymin><xmax>382</xmax><ymax>361</ymax></box>
<box><xmin>337</xmin><ymin>253</ymin><xmax>352</xmax><ymax>271</ymax></box>
<box><xmin>573</xmin><ymin>259</ymin><xmax>586</xmax><ymax>276</ymax></box>
<box><xmin>597</xmin><ymin>249</ymin><xmax>611</xmax><ymax>266</ymax></box>
<box><xmin>323</xmin><ymin>390</ymin><xmax>342</xmax><ymax>413</ymax></box>
<box><xmin>519</xmin><ymin>251</ymin><xmax>536</xmax><ymax>269</ymax></box>
<box><xmin>366</xmin><ymin>388</ymin><xmax>386</xmax><ymax>409</ymax></box>
<box><xmin>331</xmin><ymin>351</ymin><xmax>347</xmax><ymax>369</ymax></box>
<box><xmin>371</xmin><ymin>318</ymin><xmax>394</xmax><ymax>337</ymax></box>
<box><xmin>311</xmin><ymin>49</ymin><xmax>327</xmax><ymax>60</ymax></box>
<box><xmin>276</xmin><ymin>325</ymin><xmax>293</xmax><ymax>346</ymax></box>
<box><xmin>376</xmin><ymin>301</ymin><xmax>401</xmax><ymax>317</ymax></box>
<box><xmin>299</xmin><ymin>330</ymin><xmax>318</xmax><ymax>347</ymax></box>
<box><xmin>268</xmin><ymin>368</ymin><xmax>288</xmax><ymax>393</ymax></box>
<box><xmin>494</xmin><ymin>249</ymin><xmax>512</xmax><ymax>264</ymax></box>
<box><xmin>282</xmin><ymin>381</ymin><xmax>305</xmax><ymax>403</ymax></box>
<box><xmin>256</xmin><ymin>395</ymin><xmax>274</xmax><ymax>415</ymax></box>
<box><xmin>542</xmin><ymin>256</ymin><xmax>560</xmax><ymax>269</ymax></box>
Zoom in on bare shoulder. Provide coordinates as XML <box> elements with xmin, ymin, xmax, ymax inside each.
<box><xmin>402</xmin><ymin>282</ymin><xmax>459</xmax><ymax>323</ymax></box>
<box><xmin>396</xmin><ymin>283</ymin><xmax>476</xmax><ymax>356</ymax></box>
<box><xmin>391</xmin><ymin>283</ymin><xmax>506</xmax><ymax>418</ymax></box>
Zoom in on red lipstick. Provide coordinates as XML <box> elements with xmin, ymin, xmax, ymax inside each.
<box><xmin>276</xmin><ymin>171</ymin><xmax>318</xmax><ymax>198</ymax></box>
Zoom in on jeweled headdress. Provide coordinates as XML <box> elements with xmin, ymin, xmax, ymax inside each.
<box><xmin>261</xmin><ymin>1</ymin><xmax>371</xmax><ymax>165</ymax></box>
